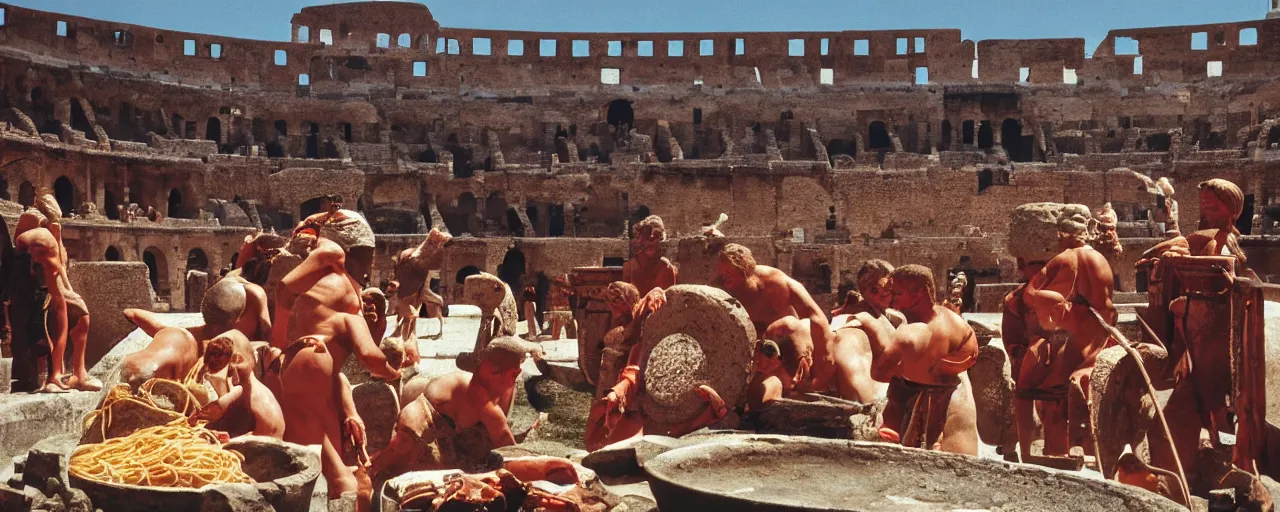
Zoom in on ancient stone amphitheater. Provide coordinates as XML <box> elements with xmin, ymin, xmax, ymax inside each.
<box><xmin>1</xmin><ymin>1</ymin><xmax>1280</xmax><ymax>364</ymax></box>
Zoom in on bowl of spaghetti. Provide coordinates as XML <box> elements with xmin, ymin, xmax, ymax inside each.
<box><xmin>68</xmin><ymin>421</ymin><xmax>320</xmax><ymax>512</ymax></box>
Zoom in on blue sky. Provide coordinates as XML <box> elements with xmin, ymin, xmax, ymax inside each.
<box><xmin>6</xmin><ymin>0</ymin><xmax>1268</xmax><ymax>55</ymax></box>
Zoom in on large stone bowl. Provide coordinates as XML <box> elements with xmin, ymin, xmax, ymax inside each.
<box><xmin>644</xmin><ymin>435</ymin><xmax>1182</xmax><ymax>512</ymax></box>
<box><xmin>69</xmin><ymin>436</ymin><xmax>320</xmax><ymax>512</ymax></box>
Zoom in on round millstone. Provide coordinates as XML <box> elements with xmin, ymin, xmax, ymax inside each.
<box><xmin>637</xmin><ymin>284</ymin><xmax>755</xmax><ymax>428</ymax></box>
<box><xmin>643</xmin><ymin>334</ymin><xmax>709</xmax><ymax>409</ymax></box>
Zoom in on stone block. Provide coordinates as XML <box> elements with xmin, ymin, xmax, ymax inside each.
<box><xmin>0</xmin><ymin>393</ymin><xmax>99</xmax><ymax>477</ymax></box>
<box><xmin>974</xmin><ymin>283</ymin><xmax>1018</xmax><ymax>313</ymax></box>
<box><xmin>21</xmin><ymin>434</ymin><xmax>77</xmax><ymax>495</ymax></box>
<box><xmin>68</xmin><ymin>262</ymin><xmax>153</xmax><ymax>368</ymax></box>
<box><xmin>268</xmin><ymin>168</ymin><xmax>364</xmax><ymax>213</ymax></box>
<box><xmin>327</xmin><ymin>492</ymin><xmax>357</xmax><ymax>512</ymax></box>
<box><xmin>0</xmin><ymin>359</ymin><xmax>10</xmax><ymax>394</ymax></box>
<box><xmin>613</xmin><ymin>495</ymin><xmax>659</xmax><ymax>512</ymax></box>
<box><xmin>200</xmin><ymin>484</ymin><xmax>274</xmax><ymax>512</ymax></box>
<box><xmin>0</xmin><ymin>484</ymin><xmax>30</xmax><ymax>512</ymax></box>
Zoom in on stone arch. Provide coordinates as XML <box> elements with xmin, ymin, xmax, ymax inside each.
<box><xmin>186</xmin><ymin>248</ymin><xmax>209</xmax><ymax>273</ymax></box>
<box><xmin>444</xmin><ymin>133</ymin><xmax>473</xmax><ymax>178</ymax></box>
<box><xmin>978</xmin><ymin>121</ymin><xmax>995</xmax><ymax>149</ymax></box>
<box><xmin>167</xmin><ymin>188</ymin><xmax>186</xmax><ymax>219</ymax></box>
<box><xmin>70</xmin><ymin>98</ymin><xmax>93</xmax><ymax>137</ymax></box>
<box><xmin>548</xmin><ymin>203</ymin><xmax>566</xmax><ymax>237</ymax></box>
<box><xmin>867</xmin><ymin>121</ymin><xmax>891</xmax><ymax>150</ymax></box>
<box><xmin>606</xmin><ymin>99</ymin><xmax>635</xmax><ymax>131</ymax></box>
<box><xmin>104</xmin><ymin>245</ymin><xmax>121</xmax><ymax>261</ymax></box>
<box><xmin>826</xmin><ymin>139</ymin><xmax>856</xmax><ymax>161</ymax></box>
<box><xmin>127</xmin><ymin>181</ymin><xmax>144</xmax><ymax>207</ymax></box>
<box><xmin>18</xmin><ymin>181</ymin><xmax>34</xmax><ymax>208</ymax></box>
<box><xmin>506</xmin><ymin>209</ymin><xmax>523</xmax><ymax>236</ymax></box>
<box><xmin>1145</xmin><ymin>133</ymin><xmax>1172</xmax><ymax>152</ymax></box>
<box><xmin>300</xmin><ymin>196</ymin><xmax>326</xmax><ymax>221</ymax></box>
<box><xmin>497</xmin><ymin>247</ymin><xmax>526</xmax><ymax>294</ymax></box>
<box><xmin>484</xmin><ymin>192</ymin><xmax>508</xmax><ymax>230</ymax></box>
<box><xmin>104</xmin><ymin>188</ymin><xmax>120</xmax><ymax>220</ymax></box>
<box><xmin>53</xmin><ymin>176</ymin><xmax>74</xmax><ymax>216</ymax></box>
<box><xmin>1002</xmin><ymin>119</ymin><xmax>1033</xmax><ymax>162</ymax></box>
<box><xmin>455</xmin><ymin>265</ymin><xmax>481</xmax><ymax>284</ymax></box>
<box><xmin>142</xmin><ymin>246</ymin><xmax>170</xmax><ymax>299</ymax></box>
<box><xmin>206</xmin><ymin>117</ymin><xmax>222</xmax><ymax>145</ymax></box>
<box><xmin>0</xmin><ymin>174</ymin><xmax>9</xmax><ymax>201</ymax></box>
<box><xmin>305</xmin><ymin>122</ymin><xmax>320</xmax><ymax>159</ymax></box>
<box><xmin>443</xmin><ymin>192</ymin><xmax>477</xmax><ymax>235</ymax></box>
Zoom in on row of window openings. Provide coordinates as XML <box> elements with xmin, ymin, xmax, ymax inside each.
<box><xmin>1126</xmin><ymin>56</ymin><xmax>1225</xmax><ymax>78</ymax></box>
<box><xmin>297</xmin><ymin>61</ymin><xmax>430</xmax><ymax>85</ymax></box>
<box><xmin>181</xmin><ymin>39</ymin><xmax>224</xmax><ymax>59</ymax></box>
<box><xmin>31</xmin><ymin>14</ymin><xmax>1262</xmax><ymax>58</ymax></box>
<box><xmin>296</xmin><ymin>27</ymin><xmax>415</xmax><ymax>49</ymax></box>
<box><xmin>433</xmin><ymin>37</ymin><xmax>919</xmax><ymax>58</ymax></box>
<box><xmin>1114</xmin><ymin>28</ymin><xmax>1258</xmax><ymax>56</ymax></box>
<box><xmin>597</xmin><ymin>66</ymin><xmax>1084</xmax><ymax>86</ymax></box>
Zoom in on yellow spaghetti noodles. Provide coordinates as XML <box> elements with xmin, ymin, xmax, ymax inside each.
<box><xmin>69</xmin><ymin>417</ymin><xmax>253</xmax><ymax>488</ymax></box>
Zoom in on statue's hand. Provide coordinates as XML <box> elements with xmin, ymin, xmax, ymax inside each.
<box><xmin>1172</xmin><ymin>353</ymin><xmax>1193</xmax><ymax>384</ymax></box>
<box><xmin>343</xmin><ymin>416</ymin><xmax>370</xmax><ymax>468</ymax></box>
<box><xmin>601</xmin><ymin>391</ymin><xmax>625</xmax><ymax>432</ymax></box>
<box><xmin>190</xmin><ymin>400</ymin><xmax>226</xmax><ymax>426</ymax></box>
<box><xmin>1049</xmin><ymin>301</ymin><xmax>1072</xmax><ymax>326</ymax></box>
<box><xmin>639</xmin><ymin>287</ymin><xmax>667</xmax><ymax>315</ymax></box>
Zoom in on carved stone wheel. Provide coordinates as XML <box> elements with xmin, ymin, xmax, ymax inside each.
<box><xmin>637</xmin><ymin>284</ymin><xmax>756</xmax><ymax>427</ymax></box>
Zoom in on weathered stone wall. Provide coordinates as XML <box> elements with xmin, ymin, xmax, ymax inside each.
<box><xmin>3</xmin><ymin>2</ymin><xmax>1280</xmax><ymax>324</ymax></box>
<box><xmin>67</xmin><ymin>261</ymin><xmax>153</xmax><ymax>367</ymax></box>
<box><xmin>5</xmin><ymin>4</ymin><xmax>1275</xmax><ymax>91</ymax></box>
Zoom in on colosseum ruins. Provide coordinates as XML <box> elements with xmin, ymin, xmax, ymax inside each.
<box><xmin>1</xmin><ymin>0</ymin><xmax>1280</xmax><ymax>394</ymax></box>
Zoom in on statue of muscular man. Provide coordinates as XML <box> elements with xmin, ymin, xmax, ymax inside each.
<box><xmin>621</xmin><ymin>215</ymin><xmax>677</xmax><ymax>295</ymax></box>
<box><xmin>1013</xmin><ymin>205</ymin><xmax>1115</xmax><ymax>461</ymax></box>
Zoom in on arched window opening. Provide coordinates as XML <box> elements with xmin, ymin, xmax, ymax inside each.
<box><xmin>18</xmin><ymin>181</ymin><xmax>35</xmax><ymax>208</ymax></box>
<box><xmin>868</xmin><ymin>121</ymin><xmax>891</xmax><ymax>150</ymax></box>
<box><xmin>497</xmin><ymin>248</ymin><xmax>526</xmax><ymax>297</ymax></box>
<box><xmin>186</xmin><ymin>248</ymin><xmax>209</xmax><ymax>272</ymax></box>
<box><xmin>104</xmin><ymin>189</ymin><xmax>119</xmax><ymax>220</ymax></box>
<box><xmin>167</xmin><ymin>189</ymin><xmax>185</xmax><ymax>219</ymax></box>
<box><xmin>978</xmin><ymin>121</ymin><xmax>995</xmax><ymax>149</ymax></box>
<box><xmin>606</xmin><ymin>99</ymin><xmax>635</xmax><ymax>134</ymax></box>
<box><xmin>206</xmin><ymin>117</ymin><xmax>222</xmax><ymax>145</ymax></box>
<box><xmin>455</xmin><ymin>265</ymin><xmax>481</xmax><ymax>284</ymax></box>
<box><xmin>1002</xmin><ymin>119</ymin><xmax>1033</xmax><ymax>162</ymax></box>
<box><xmin>53</xmin><ymin>176</ymin><xmax>74</xmax><ymax>216</ymax></box>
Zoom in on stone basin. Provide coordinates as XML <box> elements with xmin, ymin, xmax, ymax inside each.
<box><xmin>69</xmin><ymin>436</ymin><xmax>320</xmax><ymax>512</ymax></box>
<box><xmin>644</xmin><ymin>435</ymin><xmax>1182</xmax><ymax>512</ymax></box>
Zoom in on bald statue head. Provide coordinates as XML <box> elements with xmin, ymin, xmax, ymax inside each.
<box><xmin>202</xmin><ymin>277</ymin><xmax>248</xmax><ymax>333</ymax></box>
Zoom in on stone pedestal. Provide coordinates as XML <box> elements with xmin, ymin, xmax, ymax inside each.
<box><xmin>569</xmin><ymin>266</ymin><xmax>623</xmax><ymax>387</ymax></box>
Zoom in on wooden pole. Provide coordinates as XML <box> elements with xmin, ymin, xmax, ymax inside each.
<box><xmin>1088</xmin><ymin>307</ymin><xmax>1193</xmax><ymax>509</ymax></box>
